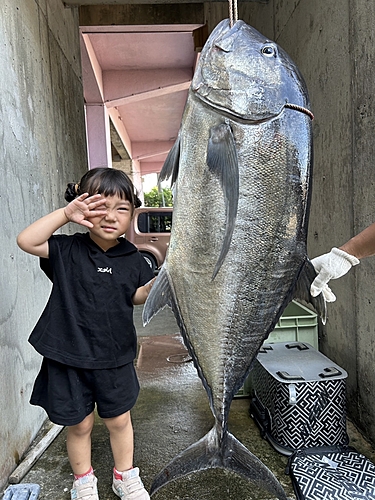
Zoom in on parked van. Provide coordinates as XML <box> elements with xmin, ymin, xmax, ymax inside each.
<box><xmin>126</xmin><ymin>207</ymin><xmax>173</xmax><ymax>272</ymax></box>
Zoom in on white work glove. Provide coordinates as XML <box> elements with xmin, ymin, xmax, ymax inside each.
<box><xmin>310</xmin><ymin>247</ymin><xmax>360</xmax><ymax>302</ymax></box>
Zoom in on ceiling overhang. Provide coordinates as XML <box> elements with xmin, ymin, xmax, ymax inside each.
<box><xmin>81</xmin><ymin>23</ymin><xmax>206</xmax><ymax>179</ymax></box>
<box><xmin>78</xmin><ymin>1</ymin><xmax>267</xmax><ymax>184</ymax></box>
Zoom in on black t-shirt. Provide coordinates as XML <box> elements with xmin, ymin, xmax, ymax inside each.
<box><xmin>28</xmin><ymin>233</ymin><xmax>154</xmax><ymax>369</ymax></box>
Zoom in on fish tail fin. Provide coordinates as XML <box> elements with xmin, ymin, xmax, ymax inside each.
<box><xmin>150</xmin><ymin>427</ymin><xmax>288</xmax><ymax>499</ymax></box>
<box><xmin>222</xmin><ymin>432</ymin><xmax>289</xmax><ymax>499</ymax></box>
<box><xmin>295</xmin><ymin>258</ymin><xmax>327</xmax><ymax>324</ymax></box>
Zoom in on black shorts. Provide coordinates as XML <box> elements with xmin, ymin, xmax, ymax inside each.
<box><xmin>30</xmin><ymin>358</ymin><xmax>140</xmax><ymax>426</ymax></box>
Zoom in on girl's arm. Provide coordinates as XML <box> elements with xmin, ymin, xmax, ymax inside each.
<box><xmin>17</xmin><ymin>208</ymin><xmax>69</xmax><ymax>258</ymax></box>
<box><xmin>132</xmin><ymin>278</ymin><xmax>156</xmax><ymax>305</ymax></box>
<box><xmin>17</xmin><ymin>193</ymin><xmax>106</xmax><ymax>258</ymax></box>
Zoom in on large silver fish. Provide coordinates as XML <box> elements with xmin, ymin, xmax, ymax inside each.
<box><xmin>143</xmin><ymin>18</ymin><xmax>325</xmax><ymax>499</ymax></box>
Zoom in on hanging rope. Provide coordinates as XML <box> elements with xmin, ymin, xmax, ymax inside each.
<box><xmin>228</xmin><ymin>0</ymin><xmax>238</xmax><ymax>27</ymax></box>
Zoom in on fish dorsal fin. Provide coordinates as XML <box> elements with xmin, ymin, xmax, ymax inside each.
<box><xmin>159</xmin><ymin>132</ymin><xmax>181</xmax><ymax>186</ymax></box>
<box><xmin>207</xmin><ymin>123</ymin><xmax>239</xmax><ymax>279</ymax></box>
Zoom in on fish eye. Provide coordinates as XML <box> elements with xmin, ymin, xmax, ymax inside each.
<box><xmin>261</xmin><ymin>44</ymin><xmax>277</xmax><ymax>58</ymax></box>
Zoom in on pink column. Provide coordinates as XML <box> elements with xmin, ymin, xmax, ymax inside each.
<box><xmin>85</xmin><ymin>104</ymin><xmax>112</xmax><ymax>169</ymax></box>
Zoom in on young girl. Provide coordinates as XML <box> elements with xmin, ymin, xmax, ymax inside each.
<box><xmin>17</xmin><ymin>168</ymin><xmax>154</xmax><ymax>500</ymax></box>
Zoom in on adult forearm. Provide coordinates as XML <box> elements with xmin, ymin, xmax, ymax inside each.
<box><xmin>340</xmin><ymin>222</ymin><xmax>375</xmax><ymax>260</ymax></box>
<box><xmin>17</xmin><ymin>208</ymin><xmax>69</xmax><ymax>257</ymax></box>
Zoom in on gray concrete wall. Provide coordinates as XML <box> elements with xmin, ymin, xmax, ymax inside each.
<box><xmin>345</xmin><ymin>0</ymin><xmax>375</xmax><ymax>435</ymax></box>
<box><xmin>269</xmin><ymin>0</ymin><xmax>375</xmax><ymax>441</ymax></box>
<box><xmin>208</xmin><ymin>0</ymin><xmax>375</xmax><ymax>442</ymax></box>
<box><xmin>0</xmin><ymin>0</ymin><xmax>87</xmax><ymax>490</ymax></box>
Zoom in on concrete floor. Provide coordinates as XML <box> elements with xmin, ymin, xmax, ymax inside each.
<box><xmin>4</xmin><ymin>306</ymin><xmax>375</xmax><ymax>500</ymax></box>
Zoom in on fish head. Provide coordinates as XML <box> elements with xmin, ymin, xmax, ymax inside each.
<box><xmin>192</xmin><ymin>19</ymin><xmax>311</xmax><ymax>122</ymax></box>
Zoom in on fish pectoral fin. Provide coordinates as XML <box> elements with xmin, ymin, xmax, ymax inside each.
<box><xmin>295</xmin><ymin>259</ymin><xmax>327</xmax><ymax>325</ymax></box>
<box><xmin>142</xmin><ymin>266</ymin><xmax>175</xmax><ymax>326</ymax></box>
<box><xmin>206</xmin><ymin>123</ymin><xmax>239</xmax><ymax>279</ymax></box>
<box><xmin>159</xmin><ymin>132</ymin><xmax>181</xmax><ymax>186</ymax></box>
<box><xmin>150</xmin><ymin>427</ymin><xmax>288</xmax><ymax>500</ymax></box>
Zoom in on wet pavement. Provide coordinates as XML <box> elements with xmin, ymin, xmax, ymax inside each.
<box><xmin>4</xmin><ymin>306</ymin><xmax>375</xmax><ymax>500</ymax></box>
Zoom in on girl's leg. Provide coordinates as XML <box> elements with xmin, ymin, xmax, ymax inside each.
<box><xmin>103</xmin><ymin>411</ymin><xmax>134</xmax><ymax>471</ymax></box>
<box><xmin>66</xmin><ymin>411</ymin><xmax>95</xmax><ymax>475</ymax></box>
<box><xmin>104</xmin><ymin>411</ymin><xmax>149</xmax><ymax>499</ymax></box>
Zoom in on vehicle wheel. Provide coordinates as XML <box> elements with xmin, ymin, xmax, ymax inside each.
<box><xmin>140</xmin><ymin>252</ymin><xmax>157</xmax><ymax>273</ymax></box>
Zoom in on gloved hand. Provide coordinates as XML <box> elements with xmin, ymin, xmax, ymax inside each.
<box><xmin>310</xmin><ymin>247</ymin><xmax>360</xmax><ymax>302</ymax></box>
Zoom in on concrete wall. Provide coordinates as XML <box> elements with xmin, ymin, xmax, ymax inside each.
<box><xmin>205</xmin><ymin>0</ymin><xmax>375</xmax><ymax>441</ymax></box>
<box><xmin>0</xmin><ymin>0</ymin><xmax>88</xmax><ymax>491</ymax></box>
<box><xmin>271</xmin><ymin>0</ymin><xmax>375</xmax><ymax>441</ymax></box>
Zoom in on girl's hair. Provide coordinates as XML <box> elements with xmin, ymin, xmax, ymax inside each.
<box><xmin>65</xmin><ymin>168</ymin><xmax>142</xmax><ymax>209</ymax></box>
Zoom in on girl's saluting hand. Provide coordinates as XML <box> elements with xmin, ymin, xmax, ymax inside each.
<box><xmin>64</xmin><ymin>193</ymin><xmax>107</xmax><ymax>228</ymax></box>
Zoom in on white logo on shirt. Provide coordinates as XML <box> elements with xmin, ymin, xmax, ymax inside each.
<box><xmin>97</xmin><ymin>267</ymin><xmax>112</xmax><ymax>274</ymax></box>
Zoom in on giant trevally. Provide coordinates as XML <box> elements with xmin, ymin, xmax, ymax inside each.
<box><xmin>143</xmin><ymin>18</ymin><xmax>325</xmax><ymax>499</ymax></box>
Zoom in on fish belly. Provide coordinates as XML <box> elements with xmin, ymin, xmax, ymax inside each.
<box><xmin>165</xmin><ymin>98</ymin><xmax>312</xmax><ymax>421</ymax></box>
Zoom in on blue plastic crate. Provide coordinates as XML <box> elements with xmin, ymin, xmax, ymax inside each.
<box><xmin>3</xmin><ymin>484</ymin><xmax>40</xmax><ymax>500</ymax></box>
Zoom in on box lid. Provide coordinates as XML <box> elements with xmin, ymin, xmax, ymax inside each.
<box><xmin>256</xmin><ymin>341</ymin><xmax>348</xmax><ymax>382</ymax></box>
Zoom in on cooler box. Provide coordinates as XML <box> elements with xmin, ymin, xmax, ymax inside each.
<box><xmin>250</xmin><ymin>341</ymin><xmax>348</xmax><ymax>455</ymax></box>
<box><xmin>286</xmin><ymin>445</ymin><xmax>375</xmax><ymax>499</ymax></box>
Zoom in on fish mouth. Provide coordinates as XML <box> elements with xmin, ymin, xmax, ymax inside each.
<box><xmin>193</xmin><ymin>91</ymin><xmax>313</xmax><ymax>124</ymax></box>
<box><xmin>193</xmin><ymin>91</ymin><xmax>279</xmax><ymax>123</ymax></box>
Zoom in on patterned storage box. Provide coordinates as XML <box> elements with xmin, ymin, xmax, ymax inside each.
<box><xmin>287</xmin><ymin>446</ymin><xmax>375</xmax><ymax>499</ymax></box>
<box><xmin>250</xmin><ymin>342</ymin><xmax>348</xmax><ymax>455</ymax></box>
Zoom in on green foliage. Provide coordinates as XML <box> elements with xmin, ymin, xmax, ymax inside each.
<box><xmin>144</xmin><ymin>186</ymin><xmax>173</xmax><ymax>207</ymax></box>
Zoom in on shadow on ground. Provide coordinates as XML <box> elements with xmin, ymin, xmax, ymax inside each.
<box><xmin>5</xmin><ymin>306</ymin><xmax>375</xmax><ymax>500</ymax></box>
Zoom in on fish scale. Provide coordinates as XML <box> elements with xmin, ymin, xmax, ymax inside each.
<box><xmin>143</xmin><ymin>18</ymin><xmax>325</xmax><ymax>499</ymax></box>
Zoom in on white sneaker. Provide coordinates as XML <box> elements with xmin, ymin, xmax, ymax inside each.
<box><xmin>71</xmin><ymin>474</ymin><xmax>99</xmax><ymax>500</ymax></box>
<box><xmin>112</xmin><ymin>467</ymin><xmax>150</xmax><ymax>499</ymax></box>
